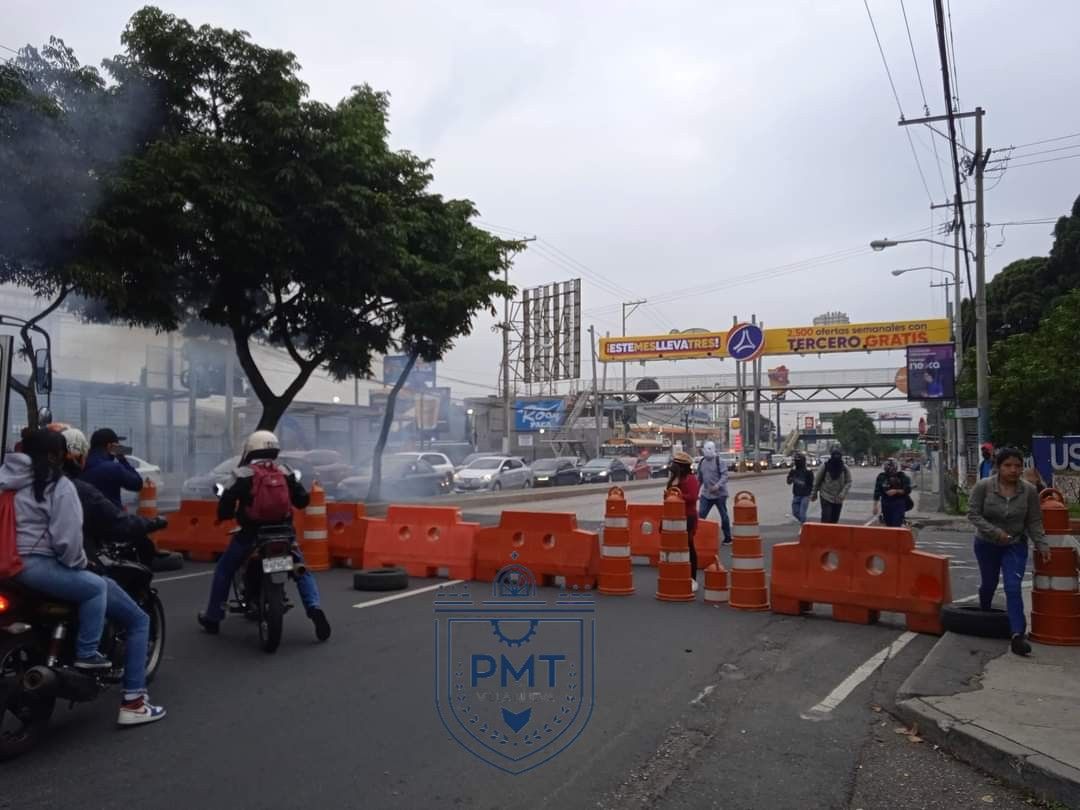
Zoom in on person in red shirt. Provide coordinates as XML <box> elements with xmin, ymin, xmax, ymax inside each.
<box><xmin>667</xmin><ymin>450</ymin><xmax>701</xmax><ymax>592</ymax></box>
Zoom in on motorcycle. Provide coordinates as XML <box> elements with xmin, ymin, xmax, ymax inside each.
<box><xmin>0</xmin><ymin>538</ymin><xmax>166</xmax><ymax>761</ymax></box>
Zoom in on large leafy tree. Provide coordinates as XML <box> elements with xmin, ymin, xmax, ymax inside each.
<box><xmin>833</xmin><ymin>408</ymin><xmax>877</xmax><ymax>457</ymax></box>
<box><xmin>0</xmin><ymin>39</ymin><xmax>156</xmax><ymax>426</ymax></box>
<box><xmin>85</xmin><ymin>7</ymin><xmax>515</xmax><ymax>431</ymax></box>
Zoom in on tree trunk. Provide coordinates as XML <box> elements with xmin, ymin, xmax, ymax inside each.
<box><xmin>231</xmin><ymin>328</ymin><xmax>323</xmax><ymax>435</ymax></box>
<box><xmin>367</xmin><ymin>348</ymin><xmax>418</xmax><ymax>504</ymax></box>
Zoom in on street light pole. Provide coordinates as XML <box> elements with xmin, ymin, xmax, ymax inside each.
<box><xmin>974</xmin><ymin>107</ymin><xmax>990</xmax><ymax>446</ymax></box>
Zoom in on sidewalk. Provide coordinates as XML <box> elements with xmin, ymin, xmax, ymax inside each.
<box><xmin>896</xmin><ymin>589</ymin><xmax>1080</xmax><ymax>808</ymax></box>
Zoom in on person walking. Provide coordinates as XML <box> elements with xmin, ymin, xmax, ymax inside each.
<box><xmin>667</xmin><ymin>451</ymin><xmax>701</xmax><ymax>592</ymax></box>
<box><xmin>786</xmin><ymin>452</ymin><xmax>814</xmax><ymax>524</ymax></box>
<box><xmin>978</xmin><ymin>442</ymin><xmax>995</xmax><ymax>480</ymax></box>
<box><xmin>967</xmin><ymin>447</ymin><xmax>1050</xmax><ymax>656</ymax></box>
<box><xmin>873</xmin><ymin>459</ymin><xmax>913</xmax><ymax>527</ymax></box>
<box><xmin>697</xmin><ymin>440</ymin><xmax>732</xmax><ymax>545</ymax></box>
<box><xmin>811</xmin><ymin>448</ymin><xmax>851</xmax><ymax>524</ymax></box>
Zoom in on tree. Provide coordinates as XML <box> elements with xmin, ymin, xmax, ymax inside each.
<box><xmin>366</xmin><ymin>196</ymin><xmax>519</xmax><ymax>502</ymax></box>
<box><xmin>833</xmin><ymin>408</ymin><xmax>877</xmax><ymax>457</ymax></box>
<box><xmin>0</xmin><ymin>39</ymin><xmax>157</xmax><ymax>427</ymax></box>
<box><xmin>985</xmin><ymin>290</ymin><xmax>1080</xmax><ymax>450</ymax></box>
<box><xmin>83</xmin><ymin>8</ymin><xmax>517</xmax><ymax>433</ymax></box>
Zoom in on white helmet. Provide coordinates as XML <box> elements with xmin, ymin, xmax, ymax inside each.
<box><xmin>62</xmin><ymin>427</ymin><xmax>89</xmax><ymax>461</ymax></box>
<box><xmin>242</xmin><ymin>430</ymin><xmax>280</xmax><ymax>462</ymax></box>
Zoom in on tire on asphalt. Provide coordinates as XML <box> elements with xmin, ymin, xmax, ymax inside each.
<box><xmin>940</xmin><ymin>603</ymin><xmax>1013</xmax><ymax>639</ymax></box>
<box><xmin>353</xmin><ymin>567</ymin><xmax>409</xmax><ymax>592</ymax></box>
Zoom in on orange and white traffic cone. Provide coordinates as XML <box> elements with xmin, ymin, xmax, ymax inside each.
<box><xmin>730</xmin><ymin>491</ymin><xmax>769</xmax><ymax>611</ymax></box>
<box><xmin>656</xmin><ymin>487</ymin><xmax>694</xmax><ymax>602</ymax></box>
<box><xmin>137</xmin><ymin>479</ymin><xmax>158</xmax><ymax>519</ymax></box>
<box><xmin>599</xmin><ymin>487</ymin><xmax>634</xmax><ymax>596</ymax></box>
<box><xmin>300</xmin><ymin>482</ymin><xmax>331</xmax><ymax>572</ymax></box>
<box><xmin>703</xmin><ymin>558</ymin><xmax>730</xmax><ymax>605</ymax></box>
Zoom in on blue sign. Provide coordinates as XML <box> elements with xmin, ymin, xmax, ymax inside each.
<box><xmin>906</xmin><ymin>344</ymin><xmax>955</xmax><ymax>401</ymax></box>
<box><xmin>1032</xmin><ymin>434</ymin><xmax>1080</xmax><ymax>487</ymax></box>
<box><xmin>514</xmin><ymin>399</ymin><xmax>566</xmax><ymax>432</ymax></box>
<box><xmin>434</xmin><ymin>566</ymin><xmax>595</xmax><ymax>774</ymax></box>
<box><xmin>726</xmin><ymin>323</ymin><xmax>765</xmax><ymax>361</ymax></box>
<box><xmin>383</xmin><ymin>354</ymin><xmax>437</xmax><ymax>388</ymax></box>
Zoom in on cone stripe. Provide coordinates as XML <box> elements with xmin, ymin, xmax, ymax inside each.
<box><xmin>660</xmin><ymin>551</ymin><xmax>691</xmax><ymax>563</ymax></box>
<box><xmin>1034</xmin><ymin>575</ymin><xmax>1079</xmax><ymax>591</ymax></box>
<box><xmin>305</xmin><ymin>505</ymin><xmax>327</xmax><ymax>516</ymax></box>
<box><xmin>704</xmin><ymin>589</ymin><xmax>729</xmax><ymax>602</ymax></box>
<box><xmin>601</xmin><ymin>545</ymin><xmax>631</xmax><ymax>558</ymax></box>
<box><xmin>303</xmin><ymin>530</ymin><xmax>328</xmax><ymax>540</ymax></box>
<box><xmin>733</xmin><ymin>524</ymin><xmax>758</xmax><ymax>537</ymax></box>
<box><xmin>732</xmin><ymin>557</ymin><xmax>764</xmax><ymax>570</ymax></box>
<box><xmin>604</xmin><ymin>517</ymin><xmax>629</xmax><ymax>528</ymax></box>
<box><xmin>662</xmin><ymin>519</ymin><xmax>687</xmax><ymax>532</ymax></box>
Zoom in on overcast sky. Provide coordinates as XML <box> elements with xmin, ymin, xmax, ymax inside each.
<box><xmin>6</xmin><ymin>1</ymin><xmax>1079</xmax><ymax>417</ymax></box>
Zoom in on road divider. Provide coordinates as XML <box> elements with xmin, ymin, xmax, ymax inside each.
<box><xmin>362</xmin><ymin>506</ymin><xmax>479</xmax><ymax>580</ymax></box>
<box><xmin>474</xmin><ymin>511</ymin><xmax>599</xmax><ymax>589</ymax></box>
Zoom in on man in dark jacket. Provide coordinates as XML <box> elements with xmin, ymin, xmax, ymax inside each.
<box><xmin>80</xmin><ymin>428</ymin><xmax>143</xmax><ymax>510</ymax></box>
<box><xmin>197</xmin><ymin>430</ymin><xmax>330</xmax><ymax>641</ymax></box>
<box><xmin>786</xmin><ymin>452</ymin><xmax>815</xmax><ymax>523</ymax></box>
<box><xmin>873</xmin><ymin>459</ymin><xmax>913</xmax><ymax>527</ymax></box>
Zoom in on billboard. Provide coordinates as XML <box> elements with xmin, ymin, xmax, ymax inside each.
<box><xmin>514</xmin><ymin>399</ymin><xmax>566</xmax><ymax>432</ymax></box>
<box><xmin>521</xmin><ymin>280</ymin><xmax>581</xmax><ymax>384</ymax></box>
<box><xmin>1032</xmin><ymin>435</ymin><xmax>1080</xmax><ymax>494</ymax></box>
<box><xmin>599</xmin><ymin>319</ymin><xmax>952</xmax><ymax>362</ymax></box>
<box><xmin>383</xmin><ymin>355</ymin><xmax>437</xmax><ymax>389</ymax></box>
<box><xmin>905</xmin><ymin>344</ymin><xmax>956</xmax><ymax>401</ymax></box>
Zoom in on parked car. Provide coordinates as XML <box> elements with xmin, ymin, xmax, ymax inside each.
<box><xmin>119</xmin><ymin>455</ymin><xmax>164</xmax><ymax>508</ymax></box>
<box><xmin>453</xmin><ymin>456</ymin><xmax>532</xmax><ymax>492</ymax></box>
<box><xmin>717</xmin><ymin>452</ymin><xmax>739</xmax><ymax>472</ymax></box>
<box><xmin>579</xmin><ymin>457</ymin><xmax>630</xmax><ymax>484</ymax></box>
<box><xmin>180</xmin><ymin>449</ymin><xmax>349</xmax><ymax>500</ymax></box>
<box><xmin>336</xmin><ymin>456</ymin><xmax>449</xmax><ymax>501</ymax></box>
<box><xmin>771</xmin><ymin>455</ymin><xmax>791</xmax><ymax>469</ymax></box>
<box><xmin>392</xmin><ymin>452</ymin><xmax>455</xmax><ymax>486</ymax></box>
<box><xmin>531</xmin><ymin>457</ymin><xmax>582</xmax><ymax>487</ymax></box>
<box><xmin>454</xmin><ymin>452</ymin><xmax>498</xmax><ymax>472</ymax></box>
<box><xmin>620</xmin><ymin>456</ymin><xmax>652</xmax><ymax>480</ymax></box>
<box><xmin>645</xmin><ymin>453</ymin><xmax>672</xmax><ymax>479</ymax></box>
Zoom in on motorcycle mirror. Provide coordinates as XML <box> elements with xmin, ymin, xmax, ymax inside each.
<box><xmin>36</xmin><ymin>407</ymin><xmax>52</xmax><ymax>428</ymax></box>
<box><xmin>293</xmin><ymin>469</ymin><xmax>302</xmax><ymax>483</ymax></box>
<box><xmin>213</xmin><ymin>482</ymin><xmax>225</xmax><ymax>498</ymax></box>
<box><xmin>34</xmin><ymin>348</ymin><xmax>52</xmax><ymax>395</ymax></box>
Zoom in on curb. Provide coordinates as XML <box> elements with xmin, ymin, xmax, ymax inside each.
<box><xmin>893</xmin><ymin>697</ymin><xmax>1080</xmax><ymax>808</ymax></box>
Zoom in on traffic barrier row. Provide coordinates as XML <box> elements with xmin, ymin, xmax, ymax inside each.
<box><xmin>474</xmin><ymin>511</ymin><xmax>599</xmax><ymax>589</ymax></box>
<box><xmin>627</xmin><ymin>504</ymin><xmax>719</xmax><ymax>566</ymax></box>
<box><xmin>1030</xmin><ymin>491</ymin><xmax>1080</xmax><ymax>646</ymax></box>
<box><xmin>771</xmin><ymin>522</ymin><xmax>951</xmax><ymax>634</ymax></box>
<box><xmin>362</xmin><ymin>505</ymin><xmax>478</xmax><ymax>580</ymax></box>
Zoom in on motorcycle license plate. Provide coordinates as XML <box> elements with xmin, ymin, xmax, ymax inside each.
<box><xmin>262</xmin><ymin>556</ymin><xmax>294</xmax><ymax>574</ymax></box>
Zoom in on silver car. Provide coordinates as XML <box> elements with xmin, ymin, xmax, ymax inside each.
<box><xmin>452</xmin><ymin>456</ymin><xmax>532</xmax><ymax>492</ymax></box>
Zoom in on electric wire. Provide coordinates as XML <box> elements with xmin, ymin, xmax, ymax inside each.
<box><xmin>900</xmin><ymin>0</ymin><xmax>950</xmax><ymax>197</ymax></box>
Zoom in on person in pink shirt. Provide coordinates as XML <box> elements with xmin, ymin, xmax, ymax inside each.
<box><xmin>667</xmin><ymin>451</ymin><xmax>701</xmax><ymax>592</ymax></box>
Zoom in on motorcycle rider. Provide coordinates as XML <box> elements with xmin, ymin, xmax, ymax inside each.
<box><xmin>197</xmin><ymin>431</ymin><xmax>331</xmax><ymax>641</ymax></box>
<box><xmin>0</xmin><ymin>430</ymin><xmax>111</xmax><ymax>671</ymax></box>
<box><xmin>53</xmin><ymin>425</ymin><xmax>167</xmax><ymax>726</ymax></box>
<box><xmin>80</xmin><ymin>428</ymin><xmax>143</xmax><ymax>510</ymax></box>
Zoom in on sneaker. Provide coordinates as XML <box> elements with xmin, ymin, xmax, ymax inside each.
<box><xmin>690</xmin><ymin>580</ymin><xmax>699</xmax><ymax>594</ymax></box>
<box><xmin>74</xmin><ymin>652</ymin><xmax>113</xmax><ymax>671</ymax></box>
<box><xmin>197</xmin><ymin>613</ymin><xmax>220</xmax><ymax>635</ymax></box>
<box><xmin>1010</xmin><ymin>633</ymin><xmax>1032</xmax><ymax>657</ymax></box>
<box><xmin>722</xmin><ymin>537</ymin><xmax>733</xmax><ymax>546</ymax></box>
<box><xmin>307</xmin><ymin>607</ymin><xmax>331</xmax><ymax>642</ymax></box>
<box><xmin>117</xmin><ymin>695</ymin><xmax>167</xmax><ymax>727</ymax></box>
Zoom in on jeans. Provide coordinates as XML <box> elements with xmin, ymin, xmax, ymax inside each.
<box><xmin>881</xmin><ymin>496</ymin><xmax>907</xmax><ymax>527</ymax></box>
<box><xmin>204</xmin><ymin>530</ymin><xmax>321</xmax><ymax>621</ymax></box>
<box><xmin>105</xmin><ymin>578</ymin><xmax>149</xmax><ymax>693</ymax></box>
<box><xmin>820</xmin><ymin>500</ymin><xmax>843</xmax><ymax>524</ymax></box>
<box><xmin>791</xmin><ymin>495</ymin><xmax>810</xmax><ymax>523</ymax></box>
<box><xmin>698</xmin><ymin>497</ymin><xmax>732</xmax><ymax>542</ymax></box>
<box><xmin>15</xmin><ymin>555</ymin><xmax>107</xmax><ymax>659</ymax></box>
<box><xmin>974</xmin><ymin>538</ymin><xmax>1028</xmax><ymax>635</ymax></box>
<box><xmin>686</xmin><ymin>514</ymin><xmax>699</xmax><ymax>581</ymax></box>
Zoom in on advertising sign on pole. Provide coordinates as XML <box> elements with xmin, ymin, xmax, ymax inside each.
<box><xmin>1032</xmin><ymin>434</ymin><xmax>1080</xmax><ymax>493</ymax></box>
<box><xmin>514</xmin><ymin>399</ymin><xmax>567</xmax><ymax>432</ymax></box>
<box><xmin>905</xmin><ymin>344</ymin><xmax>956</xmax><ymax>401</ymax></box>
<box><xmin>383</xmin><ymin>355</ymin><xmax>437</xmax><ymax>389</ymax></box>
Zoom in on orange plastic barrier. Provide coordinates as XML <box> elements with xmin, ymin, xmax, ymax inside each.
<box><xmin>299</xmin><ymin>483</ymin><xmax>330</xmax><ymax>572</ymax></box>
<box><xmin>628</xmin><ymin>504</ymin><xmax>664</xmax><ymax>565</ymax></box>
<box><xmin>474</xmin><ymin>512</ymin><xmax>598</xmax><ymax>589</ymax></box>
<box><xmin>1029</xmin><ymin>548</ymin><xmax>1080</xmax><ymax>646</ymax></box>
<box><xmin>771</xmin><ymin>522</ymin><xmax>951</xmax><ymax>634</ymax></box>
<box><xmin>729</xmin><ymin>491</ymin><xmax>769</xmax><ymax>611</ymax></box>
<box><xmin>154</xmin><ymin>500</ymin><xmax>233</xmax><ymax>562</ymax></box>
<box><xmin>327</xmin><ymin>502</ymin><xmax>368</xmax><ymax>567</ymax></box>
<box><xmin>656</xmin><ymin>488</ymin><xmax>694</xmax><ymax>602</ymax></box>
<box><xmin>703</xmin><ymin>559</ymin><xmax>729</xmax><ymax>605</ymax></box>
<box><xmin>137</xmin><ymin>479</ymin><xmax>158</xmax><ymax>520</ymax></box>
<box><xmin>363</xmin><ymin>505</ymin><xmax>479</xmax><ymax>580</ymax></box>
<box><xmin>599</xmin><ymin>488</ymin><xmax>634</xmax><ymax>595</ymax></box>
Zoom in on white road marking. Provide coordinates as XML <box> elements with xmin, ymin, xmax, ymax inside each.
<box><xmin>690</xmin><ymin>685</ymin><xmax>716</xmax><ymax>706</ymax></box>
<box><xmin>155</xmin><ymin>570</ymin><xmax>216</xmax><ymax>583</ymax></box>
<box><xmin>353</xmin><ymin>579</ymin><xmax>464</xmax><ymax>610</ymax></box>
<box><xmin>801</xmin><ymin>631</ymin><xmax>917</xmax><ymax>721</ymax></box>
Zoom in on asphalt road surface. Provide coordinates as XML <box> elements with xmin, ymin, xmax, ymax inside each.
<box><xmin>1</xmin><ymin>468</ymin><xmax>1044</xmax><ymax>809</ymax></box>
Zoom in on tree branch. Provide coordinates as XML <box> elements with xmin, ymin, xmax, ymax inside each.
<box><xmin>231</xmin><ymin>326</ymin><xmax>274</xmax><ymax>406</ymax></box>
<box><xmin>273</xmin><ymin>286</ymin><xmax>307</xmax><ymax>368</ymax></box>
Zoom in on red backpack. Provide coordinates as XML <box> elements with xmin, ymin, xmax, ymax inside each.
<box><xmin>0</xmin><ymin>490</ymin><xmax>23</xmax><ymax>578</ymax></box>
<box><xmin>246</xmin><ymin>461</ymin><xmax>293</xmax><ymax>523</ymax></box>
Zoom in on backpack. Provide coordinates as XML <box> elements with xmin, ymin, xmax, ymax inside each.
<box><xmin>246</xmin><ymin>461</ymin><xmax>293</xmax><ymax>523</ymax></box>
<box><xmin>0</xmin><ymin>490</ymin><xmax>23</xmax><ymax>578</ymax></box>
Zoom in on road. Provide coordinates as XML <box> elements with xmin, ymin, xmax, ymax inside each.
<box><xmin>1</xmin><ymin>468</ymin><xmax>1042</xmax><ymax>809</ymax></box>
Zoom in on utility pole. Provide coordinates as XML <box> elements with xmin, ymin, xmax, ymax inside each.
<box><xmin>751</xmin><ymin>315</ymin><xmax>761</xmax><ymax>461</ymax></box>
<box><xmin>500</xmin><ymin>236</ymin><xmax>536</xmax><ymax>455</ymax></box>
<box><xmin>621</xmin><ymin>300</ymin><xmax>646</xmax><ymax>395</ymax></box>
<box><xmin>589</xmin><ymin>324</ymin><xmax>601</xmax><ymax>458</ymax></box>
<box><xmin>973</xmin><ymin>107</ymin><xmax>990</xmax><ymax>446</ymax></box>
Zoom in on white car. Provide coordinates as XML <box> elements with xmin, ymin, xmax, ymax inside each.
<box><xmin>392</xmin><ymin>452</ymin><xmax>455</xmax><ymax>482</ymax></box>
<box><xmin>120</xmin><ymin>455</ymin><xmax>163</xmax><ymax>507</ymax></box>
<box><xmin>453</xmin><ymin>456</ymin><xmax>532</xmax><ymax>492</ymax></box>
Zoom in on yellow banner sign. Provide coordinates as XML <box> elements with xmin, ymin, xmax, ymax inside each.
<box><xmin>598</xmin><ymin>319</ymin><xmax>951</xmax><ymax>362</ymax></box>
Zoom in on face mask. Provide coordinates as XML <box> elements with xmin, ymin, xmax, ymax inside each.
<box><xmin>703</xmin><ymin>442</ymin><xmax>716</xmax><ymax>459</ymax></box>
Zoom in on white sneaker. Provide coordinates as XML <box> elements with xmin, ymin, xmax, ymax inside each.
<box><xmin>691</xmin><ymin>580</ymin><xmax>699</xmax><ymax>594</ymax></box>
<box><xmin>117</xmin><ymin>696</ymin><xmax>167</xmax><ymax>727</ymax></box>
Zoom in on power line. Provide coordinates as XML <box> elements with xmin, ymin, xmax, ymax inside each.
<box><xmin>1005</xmin><ymin>131</ymin><xmax>1080</xmax><ymax>151</ymax></box>
<box><xmin>899</xmin><ymin>0</ymin><xmax>952</xmax><ymax>201</ymax></box>
<box><xmin>998</xmin><ymin>152</ymin><xmax>1080</xmax><ymax>170</ymax></box>
<box><xmin>0</xmin><ymin>44</ymin><xmax>19</xmax><ymax>55</ymax></box>
<box><xmin>988</xmin><ymin>143</ymin><xmax>1080</xmax><ymax>162</ymax></box>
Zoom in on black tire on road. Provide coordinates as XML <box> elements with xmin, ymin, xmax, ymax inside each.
<box><xmin>259</xmin><ymin>580</ymin><xmax>285</xmax><ymax>654</ymax></box>
<box><xmin>940</xmin><ymin>603</ymin><xmax>1013</xmax><ymax>639</ymax></box>
<box><xmin>353</xmin><ymin>567</ymin><xmax>409</xmax><ymax>592</ymax></box>
<box><xmin>144</xmin><ymin>593</ymin><xmax>167</xmax><ymax>683</ymax></box>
